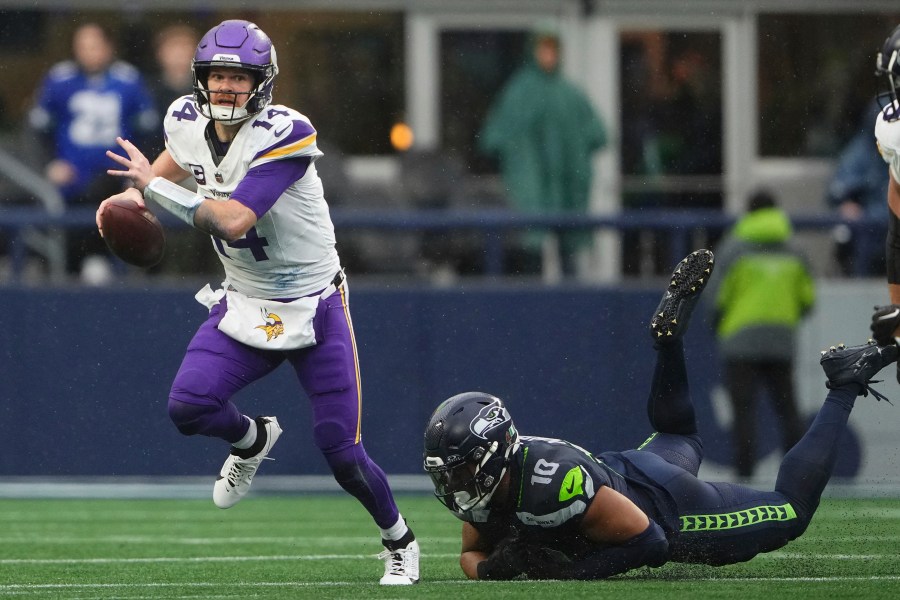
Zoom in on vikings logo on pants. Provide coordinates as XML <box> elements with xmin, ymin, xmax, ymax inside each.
<box><xmin>255</xmin><ymin>309</ymin><xmax>284</xmax><ymax>341</ymax></box>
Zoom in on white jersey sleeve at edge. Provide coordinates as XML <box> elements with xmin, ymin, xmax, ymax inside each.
<box><xmin>875</xmin><ymin>104</ymin><xmax>900</xmax><ymax>183</ymax></box>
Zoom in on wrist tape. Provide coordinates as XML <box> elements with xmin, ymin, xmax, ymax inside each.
<box><xmin>143</xmin><ymin>177</ymin><xmax>204</xmax><ymax>226</ymax></box>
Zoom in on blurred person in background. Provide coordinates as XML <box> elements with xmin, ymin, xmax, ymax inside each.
<box><xmin>825</xmin><ymin>100</ymin><xmax>888</xmax><ymax>276</ymax></box>
<box><xmin>708</xmin><ymin>191</ymin><xmax>815</xmax><ymax>479</ymax></box>
<box><xmin>148</xmin><ymin>23</ymin><xmax>199</xmax><ymax>158</ymax></box>
<box><xmin>28</xmin><ymin>22</ymin><xmax>157</xmax><ymax>282</ymax></box>
<box><xmin>478</xmin><ymin>22</ymin><xmax>607</xmax><ymax>278</ymax></box>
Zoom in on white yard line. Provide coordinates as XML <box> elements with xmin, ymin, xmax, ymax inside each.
<box><xmin>0</xmin><ymin>553</ymin><xmax>463</xmax><ymax>565</ymax></box>
<box><xmin>2</xmin><ymin>551</ymin><xmax>898</xmax><ymax>566</ymax></box>
<box><xmin>1</xmin><ymin>576</ymin><xmax>900</xmax><ymax>593</ymax></box>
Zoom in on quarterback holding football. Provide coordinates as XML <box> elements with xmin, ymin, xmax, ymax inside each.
<box><xmin>95</xmin><ymin>20</ymin><xmax>418</xmax><ymax>585</ymax></box>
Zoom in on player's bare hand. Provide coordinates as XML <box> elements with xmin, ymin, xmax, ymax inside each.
<box><xmin>96</xmin><ymin>187</ymin><xmax>145</xmax><ymax>236</ymax></box>
<box><xmin>106</xmin><ymin>137</ymin><xmax>154</xmax><ymax>191</ymax></box>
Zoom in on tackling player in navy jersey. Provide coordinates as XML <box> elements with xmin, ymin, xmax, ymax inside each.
<box><xmin>425</xmin><ymin>249</ymin><xmax>898</xmax><ymax>580</ymax></box>
<box><xmin>94</xmin><ymin>20</ymin><xmax>418</xmax><ymax>585</ymax></box>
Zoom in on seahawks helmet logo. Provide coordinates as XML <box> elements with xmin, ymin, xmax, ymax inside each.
<box><xmin>469</xmin><ymin>402</ymin><xmax>510</xmax><ymax>439</ymax></box>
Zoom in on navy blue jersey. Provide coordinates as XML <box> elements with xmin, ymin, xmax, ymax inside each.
<box><xmin>470</xmin><ymin>435</ymin><xmax>803</xmax><ymax>566</ymax></box>
<box><xmin>470</xmin><ymin>437</ymin><xmax>675</xmax><ymax>557</ymax></box>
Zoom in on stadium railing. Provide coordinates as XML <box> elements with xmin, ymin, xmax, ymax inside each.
<box><xmin>0</xmin><ymin>205</ymin><xmax>878</xmax><ymax>281</ymax></box>
<box><xmin>0</xmin><ymin>147</ymin><xmax>67</xmax><ymax>281</ymax></box>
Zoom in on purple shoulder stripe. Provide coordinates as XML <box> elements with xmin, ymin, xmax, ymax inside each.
<box><xmin>252</xmin><ymin>119</ymin><xmax>317</xmax><ymax>162</ymax></box>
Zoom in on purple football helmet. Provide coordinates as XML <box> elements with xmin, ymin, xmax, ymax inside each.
<box><xmin>192</xmin><ymin>20</ymin><xmax>279</xmax><ymax>123</ymax></box>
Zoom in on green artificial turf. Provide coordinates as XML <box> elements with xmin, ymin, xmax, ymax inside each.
<box><xmin>0</xmin><ymin>495</ymin><xmax>897</xmax><ymax>599</ymax></box>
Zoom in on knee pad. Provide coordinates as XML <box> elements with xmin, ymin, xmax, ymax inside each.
<box><xmin>168</xmin><ymin>368</ymin><xmax>217</xmax><ymax>434</ymax></box>
<box><xmin>167</xmin><ymin>398</ymin><xmax>219</xmax><ymax>436</ymax></box>
<box><xmin>312</xmin><ymin>415</ymin><xmax>357</xmax><ymax>454</ymax></box>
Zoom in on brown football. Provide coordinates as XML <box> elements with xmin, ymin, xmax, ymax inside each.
<box><xmin>100</xmin><ymin>198</ymin><xmax>166</xmax><ymax>268</ymax></box>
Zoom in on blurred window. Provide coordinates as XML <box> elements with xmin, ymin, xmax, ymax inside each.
<box><xmin>439</xmin><ymin>30</ymin><xmax>528</xmax><ymax>172</ymax></box>
<box><xmin>758</xmin><ymin>12</ymin><xmax>900</xmax><ymax>157</ymax></box>
<box><xmin>619</xmin><ymin>30</ymin><xmax>723</xmax><ymax>210</ymax></box>
<box><xmin>5</xmin><ymin>10</ymin><xmax>404</xmax><ymax>156</ymax></box>
<box><xmin>287</xmin><ymin>13</ymin><xmax>405</xmax><ymax>155</ymax></box>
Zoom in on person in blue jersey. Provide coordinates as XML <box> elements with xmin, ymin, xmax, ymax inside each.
<box><xmin>94</xmin><ymin>20</ymin><xmax>418</xmax><ymax>585</ymax></box>
<box><xmin>424</xmin><ymin>249</ymin><xmax>897</xmax><ymax>580</ymax></box>
<box><xmin>28</xmin><ymin>22</ymin><xmax>157</xmax><ymax>278</ymax></box>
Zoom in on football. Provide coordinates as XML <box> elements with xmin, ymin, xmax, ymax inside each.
<box><xmin>100</xmin><ymin>198</ymin><xmax>166</xmax><ymax>268</ymax></box>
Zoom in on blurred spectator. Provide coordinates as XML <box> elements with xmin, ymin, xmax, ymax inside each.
<box><xmin>825</xmin><ymin>99</ymin><xmax>889</xmax><ymax>276</ymax></box>
<box><xmin>28</xmin><ymin>22</ymin><xmax>157</xmax><ymax>281</ymax></box>
<box><xmin>478</xmin><ymin>22</ymin><xmax>607</xmax><ymax>277</ymax></box>
<box><xmin>147</xmin><ymin>24</ymin><xmax>200</xmax><ymax>158</ymax></box>
<box><xmin>709</xmin><ymin>191</ymin><xmax>816</xmax><ymax>479</ymax></box>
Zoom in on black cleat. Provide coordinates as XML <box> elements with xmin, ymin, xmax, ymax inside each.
<box><xmin>820</xmin><ymin>340</ymin><xmax>899</xmax><ymax>401</ymax></box>
<box><xmin>650</xmin><ymin>249</ymin><xmax>715</xmax><ymax>347</ymax></box>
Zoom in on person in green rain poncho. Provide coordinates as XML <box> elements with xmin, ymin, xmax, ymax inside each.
<box><xmin>479</xmin><ymin>24</ymin><xmax>607</xmax><ymax>276</ymax></box>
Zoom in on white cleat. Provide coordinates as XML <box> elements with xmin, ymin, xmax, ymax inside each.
<box><xmin>213</xmin><ymin>416</ymin><xmax>282</xmax><ymax>509</ymax></box>
<box><xmin>378</xmin><ymin>539</ymin><xmax>420</xmax><ymax>585</ymax></box>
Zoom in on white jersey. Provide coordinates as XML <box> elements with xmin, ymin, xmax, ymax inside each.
<box><xmin>875</xmin><ymin>101</ymin><xmax>900</xmax><ymax>183</ymax></box>
<box><xmin>163</xmin><ymin>96</ymin><xmax>340</xmax><ymax>298</ymax></box>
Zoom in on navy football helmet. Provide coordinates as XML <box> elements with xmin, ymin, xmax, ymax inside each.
<box><xmin>423</xmin><ymin>392</ymin><xmax>519</xmax><ymax>519</ymax></box>
<box><xmin>875</xmin><ymin>24</ymin><xmax>900</xmax><ymax>120</ymax></box>
<box><xmin>192</xmin><ymin>20</ymin><xmax>279</xmax><ymax>123</ymax></box>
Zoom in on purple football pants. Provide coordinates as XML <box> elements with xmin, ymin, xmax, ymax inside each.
<box><xmin>167</xmin><ymin>285</ymin><xmax>400</xmax><ymax>529</ymax></box>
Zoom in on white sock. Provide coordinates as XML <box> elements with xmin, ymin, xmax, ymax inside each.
<box><xmin>380</xmin><ymin>515</ymin><xmax>409</xmax><ymax>541</ymax></box>
<box><xmin>232</xmin><ymin>417</ymin><xmax>257</xmax><ymax>449</ymax></box>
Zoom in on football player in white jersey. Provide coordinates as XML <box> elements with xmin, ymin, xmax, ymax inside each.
<box><xmin>95</xmin><ymin>20</ymin><xmax>419</xmax><ymax>585</ymax></box>
<box><xmin>869</xmin><ymin>25</ymin><xmax>900</xmax><ymax>375</ymax></box>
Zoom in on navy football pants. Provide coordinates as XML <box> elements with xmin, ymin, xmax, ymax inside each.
<box><xmin>636</xmin><ymin>341</ymin><xmax>858</xmax><ymax>565</ymax></box>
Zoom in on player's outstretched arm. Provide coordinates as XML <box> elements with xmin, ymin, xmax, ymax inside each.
<box><xmin>537</xmin><ymin>485</ymin><xmax>667</xmax><ymax>580</ymax></box>
<box><xmin>460</xmin><ymin>523</ymin><xmax>494</xmax><ymax>580</ymax></box>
